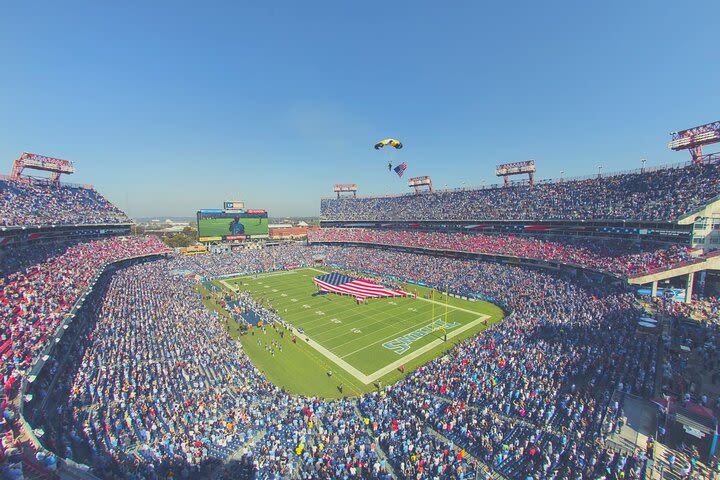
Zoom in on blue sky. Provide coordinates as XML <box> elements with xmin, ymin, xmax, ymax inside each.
<box><xmin>1</xmin><ymin>1</ymin><xmax>718</xmax><ymax>218</ymax></box>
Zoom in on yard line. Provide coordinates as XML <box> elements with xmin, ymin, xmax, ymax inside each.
<box><xmin>340</xmin><ymin>310</ymin><xmax>483</xmax><ymax>359</ymax></box>
<box><xmin>327</xmin><ymin>306</ymin><xmax>452</xmax><ymax>349</ymax></box>
<box><xmin>321</xmin><ymin>299</ymin><xmax>469</xmax><ymax>348</ymax></box>
<box><xmin>359</xmin><ymin>316</ymin><xmax>489</xmax><ymax>383</ymax></box>
<box><xmin>414</xmin><ymin>295</ymin><xmax>487</xmax><ymax>315</ymax></box>
<box><xmin>312</xmin><ymin>300</ymin><xmax>435</xmax><ymax>342</ymax></box>
<box><xmin>293</xmin><ymin>315</ymin><xmax>489</xmax><ymax>384</ymax></box>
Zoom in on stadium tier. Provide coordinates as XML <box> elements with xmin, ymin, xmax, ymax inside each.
<box><xmin>320</xmin><ymin>158</ymin><xmax>720</xmax><ymax>223</ymax></box>
<box><xmin>309</xmin><ymin>227</ymin><xmax>698</xmax><ymax>278</ymax></box>
<box><xmin>19</xmin><ymin>246</ymin><xmax>643</xmax><ymax>478</ymax></box>
<box><xmin>0</xmin><ymin>177</ymin><xmax>130</xmax><ymax>228</ymax></box>
<box><xmin>7</xmin><ymin>241</ymin><xmax>713</xmax><ymax>479</ymax></box>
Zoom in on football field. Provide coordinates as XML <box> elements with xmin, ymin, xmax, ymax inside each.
<box><xmin>218</xmin><ymin>267</ymin><xmax>505</xmax><ymax>397</ymax></box>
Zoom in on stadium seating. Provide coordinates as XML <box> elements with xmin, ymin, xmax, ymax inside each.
<box><xmin>320</xmin><ymin>159</ymin><xmax>720</xmax><ymax>222</ymax></box>
<box><xmin>0</xmin><ymin>236</ymin><xmax>168</xmax><ymax>387</ymax></box>
<box><xmin>310</xmin><ymin>228</ymin><xmax>697</xmax><ymax>277</ymax></box>
<box><xmin>0</xmin><ymin>178</ymin><xmax>129</xmax><ymax>227</ymax></box>
<box><xmin>2</xmin><ymin>156</ymin><xmax>714</xmax><ymax>479</ymax></box>
<box><xmin>22</xmin><ymin>244</ymin><xmax>701</xmax><ymax>478</ymax></box>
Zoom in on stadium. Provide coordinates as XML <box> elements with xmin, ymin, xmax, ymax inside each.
<box><xmin>3</xmin><ymin>4</ymin><xmax>720</xmax><ymax>480</ymax></box>
<box><xmin>0</xmin><ymin>120</ymin><xmax>719</xmax><ymax>480</ymax></box>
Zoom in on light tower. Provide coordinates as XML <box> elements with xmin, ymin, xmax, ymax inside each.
<box><xmin>10</xmin><ymin>152</ymin><xmax>75</xmax><ymax>182</ymax></box>
<box><xmin>408</xmin><ymin>176</ymin><xmax>433</xmax><ymax>194</ymax></box>
<box><xmin>668</xmin><ymin>121</ymin><xmax>720</xmax><ymax>164</ymax></box>
<box><xmin>333</xmin><ymin>184</ymin><xmax>357</xmax><ymax>199</ymax></box>
<box><xmin>495</xmin><ymin>160</ymin><xmax>536</xmax><ymax>187</ymax></box>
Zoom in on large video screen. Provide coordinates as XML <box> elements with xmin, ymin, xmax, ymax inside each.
<box><xmin>197</xmin><ymin>210</ymin><xmax>268</xmax><ymax>239</ymax></box>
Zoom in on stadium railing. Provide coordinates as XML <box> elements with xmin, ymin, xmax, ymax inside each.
<box><xmin>0</xmin><ymin>173</ymin><xmax>93</xmax><ymax>190</ymax></box>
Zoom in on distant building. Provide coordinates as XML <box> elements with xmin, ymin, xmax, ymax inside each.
<box><xmin>269</xmin><ymin>226</ymin><xmax>309</xmax><ymax>239</ymax></box>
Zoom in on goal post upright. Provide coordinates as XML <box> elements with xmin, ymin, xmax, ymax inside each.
<box><xmin>431</xmin><ymin>289</ymin><xmax>435</xmax><ymax>324</ymax></box>
<box><xmin>445</xmin><ymin>285</ymin><xmax>449</xmax><ymax>322</ymax></box>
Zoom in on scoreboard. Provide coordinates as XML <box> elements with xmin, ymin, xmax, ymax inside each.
<box><xmin>197</xmin><ymin>209</ymin><xmax>268</xmax><ymax>241</ymax></box>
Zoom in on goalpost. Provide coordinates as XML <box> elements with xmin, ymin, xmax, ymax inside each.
<box><xmin>430</xmin><ymin>287</ymin><xmax>450</xmax><ymax>341</ymax></box>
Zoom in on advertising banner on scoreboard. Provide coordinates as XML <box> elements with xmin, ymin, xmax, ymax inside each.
<box><xmin>197</xmin><ymin>210</ymin><xmax>269</xmax><ymax>240</ymax></box>
<box><xmin>224</xmin><ymin>201</ymin><xmax>245</xmax><ymax>211</ymax></box>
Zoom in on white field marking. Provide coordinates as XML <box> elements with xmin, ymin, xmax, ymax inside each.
<box><xmin>303</xmin><ymin>304</ymin><xmax>311</xmax><ymax>309</ymax></box>
<box><xmin>281</xmin><ymin>293</ymin><xmax>287</xmax><ymax>297</ymax></box>
<box><xmin>291</xmin><ymin>299</ymin><xmax>298</xmax><ymax>302</ymax></box>
<box><xmin>338</xmin><ymin>309</ymin><xmax>469</xmax><ymax>358</ymax></box>
<box><xmin>306</xmin><ymin>268</ymin><xmax>487</xmax><ymax>316</ymax></box>
<box><xmin>272</xmin><ymin>289</ymin><xmax>278</xmax><ymax>292</ymax></box>
<box><xmin>315</xmin><ymin>311</ymin><xmax>325</xmax><ymax>316</ymax></box>
<box><xmin>408</xmin><ymin>307</ymin><xmax>417</xmax><ymax>312</ymax></box>
<box><xmin>388</xmin><ymin>301</ymin><xmax>397</xmax><ymax>305</ymax></box>
<box><xmin>351</xmin><ymin>328</ymin><xmax>362</xmax><ymax>334</ymax></box>
<box><xmin>413</xmin><ymin>295</ymin><xmax>487</xmax><ymax>316</ymax></box>
<box><xmin>326</xmin><ymin>298</ymin><xmax>470</xmax><ymax>350</ymax></box>
<box><xmin>264</xmin><ymin>285</ymin><xmax>270</xmax><ymax>288</ymax></box>
<box><xmin>306</xmin><ymin>267</ymin><xmax>329</xmax><ymax>274</ymax></box>
<box><xmin>330</xmin><ymin>318</ymin><xmax>341</xmax><ymax>324</ymax></box>
<box><xmin>296</xmin><ymin>313</ymin><xmax>347</xmax><ymax>328</ymax></box>
<box><xmin>316</xmin><ymin>299</ymin><xmax>456</xmax><ymax>347</ymax></box>
<box><xmin>250</xmin><ymin>270</ymin><xmax>300</xmax><ymax>278</ymax></box>
<box><xmin>335</xmin><ymin>312</ymin><xmax>456</xmax><ymax>358</ymax></box>
<box><xmin>293</xmin><ymin>315</ymin><xmax>489</xmax><ymax>384</ymax></box>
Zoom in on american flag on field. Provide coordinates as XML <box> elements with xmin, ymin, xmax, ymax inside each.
<box><xmin>313</xmin><ymin>272</ymin><xmax>409</xmax><ymax>300</ymax></box>
<box><xmin>393</xmin><ymin>162</ymin><xmax>407</xmax><ymax>177</ymax></box>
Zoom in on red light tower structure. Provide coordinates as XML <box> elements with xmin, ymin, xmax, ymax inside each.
<box><xmin>334</xmin><ymin>184</ymin><xmax>357</xmax><ymax>199</ymax></box>
<box><xmin>668</xmin><ymin>121</ymin><xmax>720</xmax><ymax>164</ymax></box>
<box><xmin>408</xmin><ymin>176</ymin><xmax>433</xmax><ymax>194</ymax></box>
<box><xmin>496</xmin><ymin>160</ymin><xmax>536</xmax><ymax>187</ymax></box>
<box><xmin>10</xmin><ymin>152</ymin><xmax>75</xmax><ymax>182</ymax></box>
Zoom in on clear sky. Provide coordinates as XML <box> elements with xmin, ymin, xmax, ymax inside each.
<box><xmin>1</xmin><ymin>1</ymin><xmax>718</xmax><ymax>218</ymax></box>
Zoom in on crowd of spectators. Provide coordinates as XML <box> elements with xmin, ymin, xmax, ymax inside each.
<box><xmin>310</xmin><ymin>228</ymin><xmax>697</xmax><ymax>277</ymax></box>
<box><xmin>651</xmin><ymin>295</ymin><xmax>720</xmax><ymax>326</ymax></box>
<box><xmin>0</xmin><ymin>178</ymin><xmax>129</xmax><ymax>227</ymax></box>
<box><xmin>320</xmin><ymin>160</ymin><xmax>720</xmax><ymax>222</ymax></box>
<box><xmin>172</xmin><ymin>245</ymin><xmax>314</xmax><ymax>278</ymax></box>
<box><xmin>0</xmin><ymin>236</ymin><xmax>168</xmax><ymax>394</ymax></box>
<box><xmin>31</xmin><ymin>260</ymin><xmax>395</xmax><ymax>479</ymax></box>
<box><xmin>17</xmin><ymin>243</ymin><xmax>686</xmax><ymax>478</ymax></box>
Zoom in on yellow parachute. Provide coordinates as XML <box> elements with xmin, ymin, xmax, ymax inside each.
<box><xmin>374</xmin><ymin>138</ymin><xmax>403</xmax><ymax>150</ymax></box>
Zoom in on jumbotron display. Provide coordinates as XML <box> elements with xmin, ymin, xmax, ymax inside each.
<box><xmin>197</xmin><ymin>209</ymin><xmax>268</xmax><ymax>240</ymax></box>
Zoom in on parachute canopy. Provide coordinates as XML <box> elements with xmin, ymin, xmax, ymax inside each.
<box><xmin>374</xmin><ymin>138</ymin><xmax>403</xmax><ymax>150</ymax></box>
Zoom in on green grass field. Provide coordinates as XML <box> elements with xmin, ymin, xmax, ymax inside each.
<box><xmin>214</xmin><ymin>267</ymin><xmax>504</xmax><ymax>398</ymax></box>
<box><xmin>198</xmin><ymin>217</ymin><xmax>268</xmax><ymax>237</ymax></box>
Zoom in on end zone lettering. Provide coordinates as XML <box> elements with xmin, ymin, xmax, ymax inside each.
<box><xmin>383</xmin><ymin>319</ymin><xmax>460</xmax><ymax>355</ymax></box>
